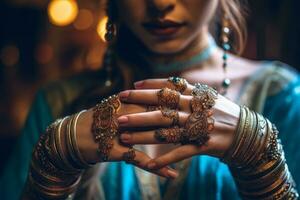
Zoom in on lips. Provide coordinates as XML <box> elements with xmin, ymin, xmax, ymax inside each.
<box><xmin>142</xmin><ymin>19</ymin><xmax>186</xmax><ymax>37</ymax></box>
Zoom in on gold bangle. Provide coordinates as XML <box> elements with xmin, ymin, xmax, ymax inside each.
<box><xmin>66</xmin><ymin>114</ymin><xmax>81</xmax><ymax>169</ymax></box>
<box><xmin>221</xmin><ymin>105</ymin><xmax>245</xmax><ymax>163</ymax></box>
<box><xmin>70</xmin><ymin>110</ymin><xmax>93</xmax><ymax>168</ymax></box>
<box><xmin>55</xmin><ymin>116</ymin><xmax>80</xmax><ymax>172</ymax></box>
<box><xmin>238</xmin><ymin>109</ymin><xmax>258</xmax><ymax>167</ymax></box>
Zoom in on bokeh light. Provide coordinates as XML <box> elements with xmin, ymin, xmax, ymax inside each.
<box><xmin>85</xmin><ymin>43</ymin><xmax>104</xmax><ymax>70</ymax></box>
<box><xmin>97</xmin><ymin>16</ymin><xmax>108</xmax><ymax>42</ymax></box>
<box><xmin>48</xmin><ymin>0</ymin><xmax>78</xmax><ymax>26</ymax></box>
<box><xmin>73</xmin><ymin>9</ymin><xmax>94</xmax><ymax>30</ymax></box>
<box><xmin>0</xmin><ymin>45</ymin><xmax>20</xmax><ymax>67</ymax></box>
<box><xmin>35</xmin><ymin>43</ymin><xmax>54</xmax><ymax>65</ymax></box>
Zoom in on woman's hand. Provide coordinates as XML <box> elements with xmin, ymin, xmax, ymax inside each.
<box><xmin>75</xmin><ymin>95</ymin><xmax>179</xmax><ymax>178</ymax></box>
<box><xmin>117</xmin><ymin>78</ymin><xmax>240</xmax><ymax>170</ymax></box>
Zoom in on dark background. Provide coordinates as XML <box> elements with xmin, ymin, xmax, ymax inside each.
<box><xmin>0</xmin><ymin>0</ymin><xmax>300</xmax><ymax>171</ymax></box>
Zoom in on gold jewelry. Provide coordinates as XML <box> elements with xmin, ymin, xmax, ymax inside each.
<box><xmin>28</xmin><ymin>121</ymin><xmax>83</xmax><ymax>199</ymax></box>
<box><xmin>191</xmin><ymin>83</ymin><xmax>218</xmax><ymax>112</ymax></box>
<box><xmin>161</xmin><ymin>108</ymin><xmax>180</xmax><ymax>126</ymax></box>
<box><xmin>154</xmin><ymin>126</ymin><xmax>184</xmax><ymax>144</ymax></box>
<box><xmin>68</xmin><ymin>110</ymin><xmax>92</xmax><ymax>169</ymax></box>
<box><xmin>92</xmin><ymin>95</ymin><xmax>121</xmax><ymax>162</ymax></box>
<box><xmin>167</xmin><ymin>77</ymin><xmax>188</xmax><ymax>93</ymax></box>
<box><xmin>122</xmin><ymin>147</ymin><xmax>137</xmax><ymax>164</ymax></box>
<box><xmin>55</xmin><ymin>117</ymin><xmax>80</xmax><ymax>171</ymax></box>
<box><xmin>221</xmin><ymin>106</ymin><xmax>299</xmax><ymax>199</ymax></box>
<box><xmin>183</xmin><ymin>110</ymin><xmax>214</xmax><ymax>146</ymax></box>
<box><xmin>157</xmin><ymin>88</ymin><xmax>180</xmax><ymax>109</ymax></box>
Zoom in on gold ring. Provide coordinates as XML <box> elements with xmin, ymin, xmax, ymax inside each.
<box><xmin>191</xmin><ymin>83</ymin><xmax>218</xmax><ymax>112</ymax></box>
<box><xmin>168</xmin><ymin>77</ymin><xmax>188</xmax><ymax>93</ymax></box>
<box><xmin>157</xmin><ymin>88</ymin><xmax>180</xmax><ymax>109</ymax></box>
<box><xmin>122</xmin><ymin>147</ymin><xmax>137</xmax><ymax>164</ymax></box>
<box><xmin>154</xmin><ymin>126</ymin><xmax>184</xmax><ymax>144</ymax></box>
<box><xmin>161</xmin><ymin>108</ymin><xmax>180</xmax><ymax>126</ymax></box>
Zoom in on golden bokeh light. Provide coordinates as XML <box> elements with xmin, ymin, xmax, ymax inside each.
<box><xmin>0</xmin><ymin>45</ymin><xmax>20</xmax><ymax>67</ymax></box>
<box><xmin>73</xmin><ymin>9</ymin><xmax>94</xmax><ymax>30</ymax></box>
<box><xmin>48</xmin><ymin>0</ymin><xmax>78</xmax><ymax>26</ymax></box>
<box><xmin>97</xmin><ymin>16</ymin><xmax>108</xmax><ymax>42</ymax></box>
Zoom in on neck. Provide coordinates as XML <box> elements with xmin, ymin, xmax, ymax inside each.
<box><xmin>115</xmin><ymin>26</ymin><xmax>220</xmax><ymax>77</ymax></box>
<box><xmin>142</xmin><ymin>28</ymin><xmax>212</xmax><ymax>65</ymax></box>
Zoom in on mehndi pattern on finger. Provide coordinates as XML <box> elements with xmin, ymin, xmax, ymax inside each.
<box><xmin>92</xmin><ymin>95</ymin><xmax>121</xmax><ymax>162</ymax></box>
<box><xmin>167</xmin><ymin>77</ymin><xmax>188</xmax><ymax>93</ymax></box>
<box><xmin>122</xmin><ymin>147</ymin><xmax>138</xmax><ymax>164</ymax></box>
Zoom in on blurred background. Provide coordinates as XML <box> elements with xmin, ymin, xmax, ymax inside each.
<box><xmin>0</xmin><ymin>0</ymin><xmax>299</xmax><ymax>171</ymax></box>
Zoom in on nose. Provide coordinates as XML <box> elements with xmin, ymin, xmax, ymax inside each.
<box><xmin>148</xmin><ymin>0</ymin><xmax>176</xmax><ymax>16</ymax></box>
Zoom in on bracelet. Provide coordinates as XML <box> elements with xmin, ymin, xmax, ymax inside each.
<box><xmin>222</xmin><ymin>106</ymin><xmax>299</xmax><ymax>199</ymax></box>
<box><xmin>70</xmin><ymin>110</ymin><xmax>93</xmax><ymax>168</ymax></box>
<box><xmin>92</xmin><ymin>94</ymin><xmax>121</xmax><ymax>162</ymax></box>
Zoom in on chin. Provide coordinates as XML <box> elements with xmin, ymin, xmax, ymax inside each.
<box><xmin>144</xmin><ymin>39</ymin><xmax>189</xmax><ymax>55</ymax></box>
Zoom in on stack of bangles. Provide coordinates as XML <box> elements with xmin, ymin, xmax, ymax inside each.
<box><xmin>27</xmin><ymin>94</ymin><xmax>137</xmax><ymax>199</ymax></box>
<box><xmin>27</xmin><ymin>110</ymin><xmax>92</xmax><ymax>199</ymax></box>
<box><xmin>222</xmin><ymin>106</ymin><xmax>299</xmax><ymax>199</ymax></box>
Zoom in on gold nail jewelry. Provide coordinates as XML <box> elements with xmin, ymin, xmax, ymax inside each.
<box><xmin>157</xmin><ymin>87</ymin><xmax>180</xmax><ymax>109</ymax></box>
<box><xmin>92</xmin><ymin>95</ymin><xmax>121</xmax><ymax>162</ymax></box>
<box><xmin>122</xmin><ymin>147</ymin><xmax>137</xmax><ymax>164</ymax></box>
<box><xmin>154</xmin><ymin>126</ymin><xmax>184</xmax><ymax>144</ymax></box>
<box><xmin>167</xmin><ymin>77</ymin><xmax>188</xmax><ymax>93</ymax></box>
<box><xmin>161</xmin><ymin>108</ymin><xmax>180</xmax><ymax>126</ymax></box>
<box><xmin>191</xmin><ymin>83</ymin><xmax>218</xmax><ymax>112</ymax></box>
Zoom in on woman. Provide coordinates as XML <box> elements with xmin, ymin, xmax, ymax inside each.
<box><xmin>1</xmin><ymin>0</ymin><xmax>300</xmax><ymax>199</ymax></box>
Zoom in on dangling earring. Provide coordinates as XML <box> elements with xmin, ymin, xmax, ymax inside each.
<box><xmin>220</xmin><ymin>15</ymin><xmax>231</xmax><ymax>95</ymax></box>
<box><xmin>105</xmin><ymin>18</ymin><xmax>115</xmax><ymax>43</ymax></box>
<box><xmin>103</xmin><ymin>18</ymin><xmax>116</xmax><ymax>87</ymax></box>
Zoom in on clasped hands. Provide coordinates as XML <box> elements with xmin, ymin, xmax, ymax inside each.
<box><xmin>78</xmin><ymin>78</ymin><xmax>240</xmax><ymax>179</ymax></box>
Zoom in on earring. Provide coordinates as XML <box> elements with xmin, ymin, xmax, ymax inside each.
<box><xmin>220</xmin><ymin>16</ymin><xmax>231</xmax><ymax>95</ymax></box>
<box><xmin>105</xmin><ymin>18</ymin><xmax>115</xmax><ymax>43</ymax></box>
<box><xmin>103</xmin><ymin>17</ymin><xmax>116</xmax><ymax>87</ymax></box>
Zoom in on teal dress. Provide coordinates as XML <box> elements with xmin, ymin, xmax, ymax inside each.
<box><xmin>0</xmin><ymin>62</ymin><xmax>299</xmax><ymax>199</ymax></box>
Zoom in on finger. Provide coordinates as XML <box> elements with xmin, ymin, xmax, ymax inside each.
<box><xmin>118</xmin><ymin>103</ymin><xmax>147</xmax><ymax>116</ymax></box>
<box><xmin>118</xmin><ymin>110</ymin><xmax>189</xmax><ymax>127</ymax></box>
<box><xmin>119</xmin><ymin>89</ymin><xmax>191</xmax><ymax>112</ymax></box>
<box><xmin>146</xmin><ymin>145</ymin><xmax>205</xmax><ymax>170</ymax></box>
<box><xmin>120</xmin><ymin>130</ymin><xmax>160</xmax><ymax>144</ymax></box>
<box><xmin>120</xmin><ymin>127</ymin><xmax>182</xmax><ymax>145</ymax></box>
<box><xmin>114</xmin><ymin>145</ymin><xmax>178</xmax><ymax>178</ymax></box>
<box><xmin>134</xmin><ymin>78</ymin><xmax>193</xmax><ymax>95</ymax></box>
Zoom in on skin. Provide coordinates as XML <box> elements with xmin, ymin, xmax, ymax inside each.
<box><xmin>76</xmin><ymin>0</ymin><xmax>261</xmax><ymax>178</ymax></box>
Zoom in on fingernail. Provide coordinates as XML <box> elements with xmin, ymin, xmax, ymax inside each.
<box><xmin>119</xmin><ymin>90</ymin><xmax>130</xmax><ymax>100</ymax></box>
<box><xmin>134</xmin><ymin>81</ymin><xmax>144</xmax><ymax>88</ymax></box>
<box><xmin>118</xmin><ymin>116</ymin><xmax>128</xmax><ymax>125</ymax></box>
<box><xmin>147</xmin><ymin>161</ymin><xmax>157</xmax><ymax>169</ymax></box>
<box><xmin>120</xmin><ymin>134</ymin><xmax>131</xmax><ymax>140</ymax></box>
<box><xmin>167</xmin><ymin>169</ymin><xmax>179</xmax><ymax>179</ymax></box>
